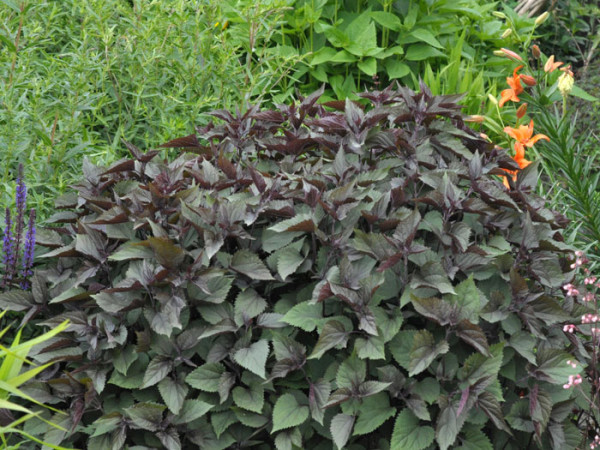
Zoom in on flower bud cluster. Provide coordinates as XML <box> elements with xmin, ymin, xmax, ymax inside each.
<box><xmin>590</xmin><ymin>434</ymin><xmax>600</xmax><ymax>449</ymax></box>
<box><xmin>563</xmin><ymin>374</ymin><xmax>582</xmax><ymax>389</ymax></box>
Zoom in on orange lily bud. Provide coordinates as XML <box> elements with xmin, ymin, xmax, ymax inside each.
<box><xmin>532</xmin><ymin>44</ymin><xmax>541</xmax><ymax>59</ymax></box>
<box><xmin>521</xmin><ymin>75</ymin><xmax>536</xmax><ymax>86</ymax></box>
<box><xmin>560</xmin><ymin>64</ymin><xmax>574</xmax><ymax>77</ymax></box>
<box><xmin>479</xmin><ymin>133</ymin><xmax>490</xmax><ymax>141</ymax></box>
<box><xmin>516</xmin><ymin>103</ymin><xmax>528</xmax><ymax>119</ymax></box>
<box><xmin>466</xmin><ymin>115</ymin><xmax>485</xmax><ymax>123</ymax></box>
<box><xmin>500</xmin><ymin>48</ymin><xmax>523</xmax><ymax>61</ymax></box>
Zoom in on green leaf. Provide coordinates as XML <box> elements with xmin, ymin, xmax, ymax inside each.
<box><xmin>124</xmin><ymin>403</ymin><xmax>166</xmax><ymax>432</ymax></box>
<box><xmin>233</xmin><ymin>340</ymin><xmax>270</xmax><ymax>379</ymax></box>
<box><xmin>370</xmin><ymin>11</ymin><xmax>403</xmax><ymax>31</ymax></box>
<box><xmin>445</xmin><ymin>275</ymin><xmax>483</xmax><ymax>322</ymax></box>
<box><xmin>108</xmin><ymin>242</ymin><xmax>154</xmax><ymax>261</ymax></box>
<box><xmin>276</xmin><ymin>246</ymin><xmax>305</xmax><ymax>280</ymax></box>
<box><xmin>410</xmin><ymin>29</ymin><xmax>444</xmax><ymax>48</ymax></box>
<box><xmin>186</xmin><ymin>363</ymin><xmax>225</xmax><ymax>392</ymax></box>
<box><xmin>386</xmin><ymin>59</ymin><xmax>410</xmax><ymax>79</ymax></box>
<box><xmin>355</xmin><ymin>334</ymin><xmax>386</xmax><ymax>360</ymax></box>
<box><xmin>235</xmin><ymin>409</ymin><xmax>268</xmax><ymax>428</ymax></box>
<box><xmin>571</xmin><ymin>84</ymin><xmax>598</xmax><ymax>101</ymax></box>
<box><xmin>389</xmin><ymin>330</ymin><xmax>416</xmax><ymax>370</ymax></box>
<box><xmin>458</xmin><ymin>343</ymin><xmax>504</xmax><ymax>387</ymax></box>
<box><xmin>309</xmin><ymin>379</ymin><xmax>330</xmax><ymax>426</ymax></box>
<box><xmin>282</xmin><ymin>301</ymin><xmax>323</xmax><ymax>332</ymax></box>
<box><xmin>310</xmin><ymin>47</ymin><xmax>337</xmax><ymax>66</ymax></box>
<box><xmin>158</xmin><ymin>377</ymin><xmax>188</xmax><ymax>414</ymax></box>
<box><xmin>170</xmin><ymin>400</ymin><xmax>213</xmax><ymax>425</ymax></box>
<box><xmin>405</xmin><ymin>44</ymin><xmax>447</xmax><ymax>61</ymax></box>
<box><xmin>533</xmin><ymin>348</ymin><xmax>580</xmax><ymax>384</ymax></box>
<box><xmin>391</xmin><ymin>409</ymin><xmax>434</xmax><ymax>450</ymax></box>
<box><xmin>274</xmin><ymin>428</ymin><xmax>302</xmax><ymax>450</ymax></box>
<box><xmin>414</xmin><ymin>378</ymin><xmax>441</xmax><ymax>404</ymax></box>
<box><xmin>141</xmin><ymin>357</ymin><xmax>171</xmax><ymax>389</ymax></box>
<box><xmin>230</xmin><ymin>250</ymin><xmax>274</xmax><ymax>280</ymax></box>
<box><xmin>234</xmin><ymin>289</ymin><xmax>267</xmax><ymax>326</ymax></box>
<box><xmin>232</xmin><ymin>385</ymin><xmax>264</xmax><ymax>413</ymax></box>
<box><xmin>436</xmin><ymin>404</ymin><xmax>463</xmax><ymax>450</ymax></box>
<box><xmin>357</xmin><ymin>57</ymin><xmax>377</xmax><ymax>76</ymax></box>
<box><xmin>353</xmin><ymin>393</ymin><xmax>396</xmax><ymax>435</ymax></box>
<box><xmin>211</xmin><ymin>410</ymin><xmax>237</xmax><ymax>439</ymax></box>
<box><xmin>330</xmin><ymin>413</ymin><xmax>355</xmax><ymax>450</ymax></box>
<box><xmin>458</xmin><ymin>426</ymin><xmax>493</xmax><ymax>449</ymax></box>
<box><xmin>92</xmin><ymin>291</ymin><xmax>132</xmax><ymax>314</ymax></box>
<box><xmin>308</xmin><ymin>320</ymin><xmax>349</xmax><ymax>359</ymax></box>
<box><xmin>271</xmin><ymin>394</ymin><xmax>309</xmax><ymax>433</ymax></box>
<box><xmin>408</xmin><ymin>330</ymin><xmax>449</xmax><ymax>376</ymax></box>
<box><xmin>336</xmin><ymin>355</ymin><xmax>366</xmax><ymax>389</ymax></box>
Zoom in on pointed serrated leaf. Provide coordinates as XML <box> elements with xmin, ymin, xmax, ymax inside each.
<box><xmin>308</xmin><ymin>320</ymin><xmax>349</xmax><ymax>359</ymax></box>
<box><xmin>282</xmin><ymin>301</ymin><xmax>323</xmax><ymax>332</ymax></box>
<box><xmin>272</xmin><ymin>394</ymin><xmax>309</xmax><ymax>433</ymax></box>
<box><xmin>409</xmin><ymin>330</ymin><xmax>449</xmax><ymax>376</ymax></box>
<box><xmin>391</xmin><ymin>409</ymin><xmax>434</xmax><ymax>450</ymax></box>
<box><xmin>234</xmin><ymin>289</ymin><xmax>267</xmax><ymax>326</ymax></box>
<box><xmin>141</xmin><ymin>357</ymin><xmax>172</xmax><ymax>389</ymax></box>
<box><xmin>170</xmin><ymin>400</ymin><xmax>213</xmax><ymax>425</ymax></box>
<box><xmin>233</xmin><ymin>340</ymin><xmax>269</xmax><ymax>379</ymax></box>
<box><xmin>232</xmin><ymin>385</ymin><xmax>264</xmax><ymax>413</ymax></box>
<box><xmin>309</xmin><ymin>380</ymin><xmax>330</xmax><ymax>426</ymax></box>
<box><xmin>230</xmin><ymin>250</ymin><xmax>274</xmax><ymax>280</ymax></box>
<box><xmin>276</xmin><ymin>247</ymin><xmax>305</xmax><ymax>280</ymax></box>
<box><xmin>456</xmin><ymin>320</ymin><xmax>490</xmax><ymax>356</ymax></box>
<box><xmin>330</xmin><ymin>413</ymin><xmax>355</xmax><ymax>450</ymax></box>
<box><xmin>186</xmin><ymin>363</ymin><xmax>225</xmax><ymax>392</ymax></box>
<box><xmin>124</xmin><ymin>402</ymin><xmax>166</xmax><ymax>431</ymax></box>
<box><xmin>158</xmin><ymin>377</ymin><xmax>188</xmax><ymax>414</ymax></box>
<box><xmin>353</xmin><ymin>393</ymin><xmax>395</xmax><ymax>436</ymax></box>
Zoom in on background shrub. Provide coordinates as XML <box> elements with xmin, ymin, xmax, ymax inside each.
<box><xmin>0</xmin><ymin>85</ymin><xmax>584</xmax><ymax>449</ymax></box>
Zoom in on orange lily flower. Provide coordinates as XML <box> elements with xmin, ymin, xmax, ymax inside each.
<box><xmin>502</xmin><ymin>152</ymin><xmax>531</xmax><ymax>188</ymax></box>
<box><xmin>499</xmin><ymin>66</ymin><xmax>524</xmax><ymax>107</ymax></box>
<box><xmin>544</xmin><ymin>55</ymin><xmax>563</xmax><ymax>73</ymax></box>
<box><xmin>503</xmin><ymin>120</ymin><xmax>550</xmax><ymax>155</ymax></box>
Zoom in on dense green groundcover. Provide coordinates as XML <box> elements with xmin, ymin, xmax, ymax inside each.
<box><xmin>0</xmin><ymin>84</ymin><xmax>589</xmax><ymax>449</ymax></box>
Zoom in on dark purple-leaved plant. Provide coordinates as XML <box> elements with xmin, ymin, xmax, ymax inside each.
<box><xmin>0</xmin><ymin>83</ymin><xmax>586</xmax><ymax>449</ymax></box>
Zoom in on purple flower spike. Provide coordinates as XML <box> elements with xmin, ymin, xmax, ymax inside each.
<box><xmin>20</xmin><ymin>209</ymin><xmax>36</xmax><ymax>290</ymax></box>
<box><xmin>12</xmin><ymin>164</ymin><xmax>27</xmax><ymax>287</ymax></box>
<box><xmin>15</xmin><ymin>165</ymin><xmax>27</xmax><ymax>218</ymax></box>
<box><xmin>2</xmin><ymin>208</ymin><xmax>14</xmax><ymax>287</ymax></box>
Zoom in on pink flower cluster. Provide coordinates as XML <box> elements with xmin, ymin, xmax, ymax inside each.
<box><xmin>563</xmin><ymin>283</ymin><xmax>579</xmax><ymax>296</ymax></box>
<box><xmin>570</xmin><ymin>250</ymin><xmax>587</xmax><ymax>269</ymax></box>
<box><xmin>563</xmin><ymin>374</ymin><xmax>582</xmax><ymax>389</ymax></box>
<box><xmin>590</xmin><ymin>434</ymin><xmax>600</xmax><ymax>449</ymax></box>
<box><xmin>567</xmin><ymin>360</ymin><xmax>578</xmax><ymax>369</ymax></box>
<box><xmin>582</xmin><ymin>314</ymin><xmax>599</xmax><ymax>324</ymax></box>
<box><xmin>563</xmin><ymin>324</ymin><xmax>576</xmax><ymax>333</ymax></box>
